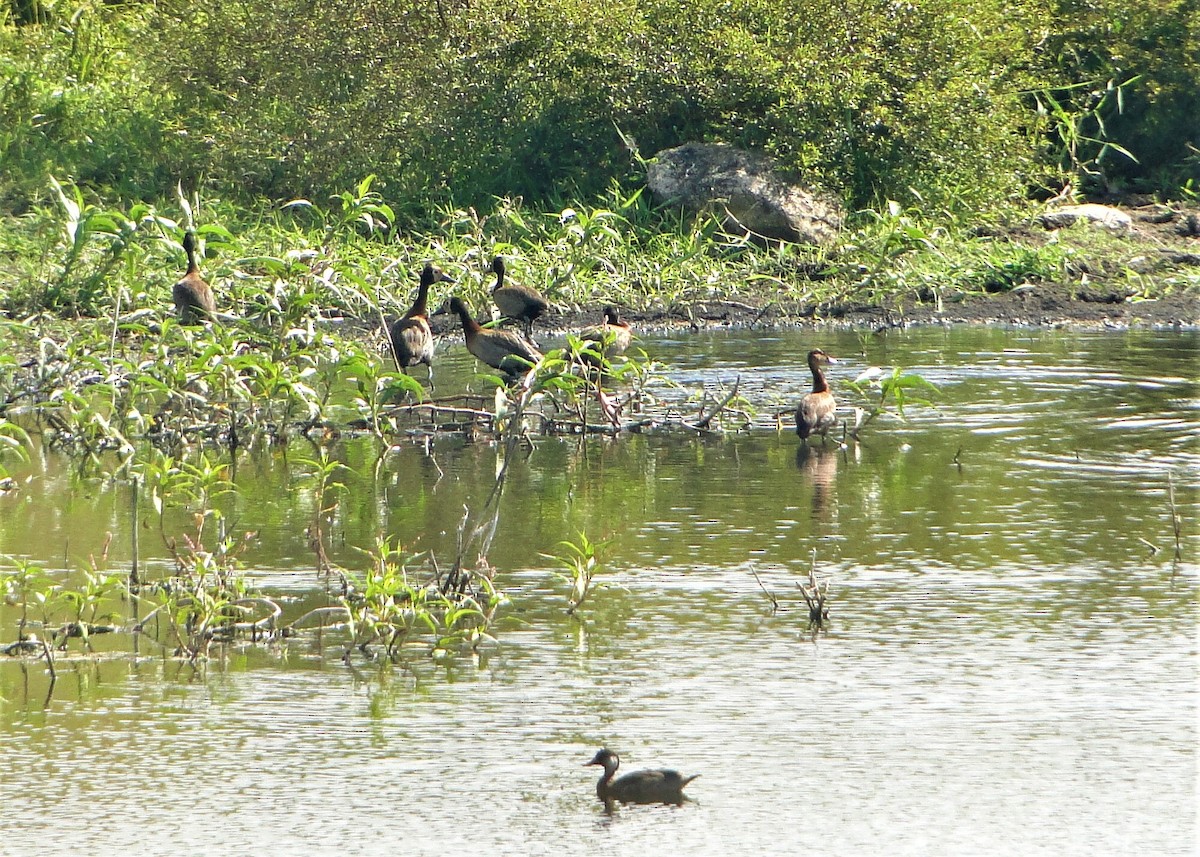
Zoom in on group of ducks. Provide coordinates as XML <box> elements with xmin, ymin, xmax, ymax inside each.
<box><xmin>388</xmin><ymin>256</ymin><xmax>633</xmax><ymax>386</ymax></box>
<box><xmin>173</xmin><ymin>232</ymin><xmax>839</xmax><ymax>442</ymax></box>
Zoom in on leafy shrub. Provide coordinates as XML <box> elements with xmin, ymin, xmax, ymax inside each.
<box><xmin>1</xmin><ymin>0</ymin><xmax>1196</xmax><ymax>220</ymax></box>
<box><xmin>0</xmin><ymin>6</ymin><xmax>190</xmax><ymax>208</ymax></box>
<box><xmin>144</xmin><ymin>0</ymin><xmax>1055</xmax><ymax>209</ymax></box>
<box><xmin>1035</xmin><ymin>0</ymin><xmax>1200</xmax><ymax>196</ymax></box>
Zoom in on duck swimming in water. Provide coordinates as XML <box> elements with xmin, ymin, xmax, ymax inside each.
<box><xmin>585</xmin><ymin>748</ymin><xmax>699</xmax><ymax>805</ymax></box>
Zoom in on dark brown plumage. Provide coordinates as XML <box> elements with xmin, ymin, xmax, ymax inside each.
<box><xmin>389</xmin><ymin>263</ymin><xmax>454</xmax><ymax>387</ymax></box>
<box><xmin>585</xmin><ymin>748</ymin><xmax>698</xmax><ymax>805</ymax></box>
<box><xmin>490</xmin><ymin>256</ymin><xmax>549</xmax><ymax>340</ymax></box>
<box><xmin>795</xmin><ymin>348</ymin><xmax>838</xmax><ymax>442</ymax></box>
<box><xmin>449</xmin><ymin>296</ymin><xmax>543</xmax><ymax>378</ymax></box>
<box><xmin>173</xmin><ymin>231</ymin><xmax>216</xmax><ymax>324</ymax></box>
<box><xmin>580</xmin><ymin>305</ymin><xmax>633</xmax><ymax>365</ymax></box>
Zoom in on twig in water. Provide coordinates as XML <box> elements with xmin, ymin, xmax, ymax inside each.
<box><xmin>1167</xmin><ymin>472</ymin><xmax>1182</xmax><ymax>560</ymax></box>
<box><xmin>130</xmin><ymin>476</ymin><xmax>140</xmax><ymax>591</ymax></box>
<box><xmin>683</xmin><ymin>377</ymin><xmax>741</xmax><ymax>432</ymax></box>
<box><xmin>749</xmin><ymin>565</ymin><xmax>779</xmax><ymax>614</ymax></box>
<box><xmin>41</xmin><ymin>636</ymin><xmax>57</xmax><ymax>682</ymax></box>
<box><xmin>798</xmin><ymin>548</ymin><xmax>831</xmax><ymax>628</ymax></box>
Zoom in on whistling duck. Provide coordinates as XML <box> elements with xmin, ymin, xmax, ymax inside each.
<box><xmin>580</xmin><ymin>305</ymin><xmax>633</xmax><ymax>365</ymax></box>
<box><xmin>173</xmin><ymin>231</ymin><xmax>216</xmax><ymax>324</ymax></box>
<box><xmin>490</xmin><ymin>255</ymin><xmax>549</xmax><ymax>340</ymax></box>
<box><xmin>585</xmin><ymin>748</ymin><xmax>698</xmax><ymax>805</ymax></box>
<box><xmin>449</xmin><ymin>296</ymin><xmax>543</xmax><ymax>378</ymax></box>
<box><xmin>795</xmin><ymin>348</ymin><xmax>838</xmax><ymax>442</ymax></box>
<box><xmin>389</xmin><ymin>262</ymin><xmax>454</xmax><ymax>386</ymax></box>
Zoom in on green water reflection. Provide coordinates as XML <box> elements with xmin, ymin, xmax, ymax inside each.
<box><xmin>0</xmin><ymin>326</ymin><xmax>1195</xmax><ymax>854</ymax></box>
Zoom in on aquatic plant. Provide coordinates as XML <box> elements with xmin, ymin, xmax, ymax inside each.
<box><xmin>335</xmin><ymin>536</ymin><xmax>502</xmax><ymax>663</ymax></box>
<box><xmin>0</xmin><ymin>558</ymin><xmax>59</xmax><ymax>678</ymax></box>
<box><xmin>545</xmin><ymin>532</ymin><xmax>611</xmax><ymax>615</ymax></box>
<box><xmin>282</xmin><ymin>174</ymin><xmax>394</xmax><ymax>240</ymax></box>
<box><xmin>1</xmin><ymin>558</ymin><xmax>54</xmax><ymax>647</ymax></box>
<box><xmin>0</xmin><ymin>419</ymin><xmax>31</xmax><ymax>488</ymax></box>
<box><xmin>125</xmin><ymin>449</ymin><xmax>259</xmax><ymax>659</ymax></box>
<box><xmin>844</xmin><ymin>366</ymin><xmax>938</xmax><ymax>440</ymax></box>
<box><xmin>798</xmin><ymin>549</ymin><xmax>831</xmax><ymax>630</ymax></box>
<box><xmin>295</xmin><ymin>447</ymin><xmax>352</xmax><ymax>579</ymax></box>
<box><xmin>42</xmin><ymin>176</ymin><xmax>163</xmax><ymax>315</ymax></box>
<box><xmin>1167</xmin><ymin>471</ymin><xmax>1183</xmax><ymax>562</ymax></box>
<box><xmin>53</xmin><ymin>564</ymin><xmax>124</xmax><ymax>652</ymax></box>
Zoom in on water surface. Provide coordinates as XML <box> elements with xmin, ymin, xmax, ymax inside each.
<box><xmin>1</xmin><ymin>326</ymin><xmax>1196</xmax><ymax>855</ymax></box>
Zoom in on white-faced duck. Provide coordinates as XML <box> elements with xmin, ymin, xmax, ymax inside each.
<box><xmin>585</xmin><ymin>748</ymin><xmax>699</xmax><ymax>805</ymax></box>
<box><xmin>449</xmin><ymin>296</ymin><xmax>543</xmax><ymax>379</ymax></box>
<box><xmin>795</xmin><ymin>348</ymin><xmax>838</xmax><ymax>443</ymax></box>
<box><xmin>173</xmin><ymin>230</ymin><xmax>216</xmax><ymax>324</ymax></box>
<box><xmin>389</xmin><ymin>262</ymin><xmax>454</xmax><ymax>388</ymax></box>
<box><xmin>580</xmin><ymin>305</ymin><xmax>633</xmax><ymax>365</ymax></box>
<box><xmin>490</xmin><ymin>255</ymin><xmax>549</xmax><ymax>341</ymax></box>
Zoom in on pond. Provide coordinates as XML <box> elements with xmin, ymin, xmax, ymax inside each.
<box><xmin>1</xmin><ymin>325</ymin><xmax>1196</xmax><ymax>855</ymax></box>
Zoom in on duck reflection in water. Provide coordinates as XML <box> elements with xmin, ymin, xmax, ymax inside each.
<box><xmin>796</xmin><ymin>444</ymin><xmax>840</xmax><ymax>520</ymax></box>
<box><xmin>585</xmin><ymin>748</ymin><xmax>699</xmax><ymax>808</ymax></box>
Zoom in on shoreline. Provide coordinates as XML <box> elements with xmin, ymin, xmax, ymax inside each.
<box><xmin>453</xmin><ymin>283</ymin><xmax>1200</xmax><ymax>338</ymax></box>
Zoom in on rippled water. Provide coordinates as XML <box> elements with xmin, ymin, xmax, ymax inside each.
<box><xmin>1</xmin><ymin>326</ymin><xmax>1196</xmax><ymax>855</ymax></box>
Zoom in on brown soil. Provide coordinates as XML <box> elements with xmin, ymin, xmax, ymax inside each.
<box><xmin>612</xmin><ymin>279</ymin><xmax>1199</xmax><ymax>332</ymax></box>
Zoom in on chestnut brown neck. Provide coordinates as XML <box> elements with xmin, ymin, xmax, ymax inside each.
<box><xmin>809</xmin><ymin>360</ymin><xmax>829</xmax><ymax>394</ymax></box>
<box><xmin>452</xmin><ymin>300</ymin><xmax>481</xmax><ymax>335</ymax></box>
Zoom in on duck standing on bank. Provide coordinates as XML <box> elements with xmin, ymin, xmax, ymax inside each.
<box><xmin>449</xmin><ymin>296</ymin><xmax>543</xmax><ymax>379</ymax></box>
<box><xmin>173</xmin><ymin>230</ymin><xmax>217</xmax><ymax>324</ymax></box>
<box><xmin>795</xmin><ymin>348</ymin><xmax>838</xmax><ymax>443</ymax></box>
<box><xmin>585</xmin><ymin>748</ymin><xmax>699</xmax><ymax>805</ymax></box>
<box><xmin>489</xmin><ymin>255</ymin><xmax>549</xmax><ymax>342</ymax></box>
<box><xmin>389</xmin><ymin>262</ymin><xmax>454</xmax><ymax>388</ymax></box>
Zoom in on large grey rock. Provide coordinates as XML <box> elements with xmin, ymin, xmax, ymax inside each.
<box><xmin>647</xmin><ymin>142</ymin><xmax>843</xmax><ymax>246</ymax></box>
<box><xmin>1038</xmin><ymin>204</ymin><xmax>1133</xmax><ymax>231</ymax></box>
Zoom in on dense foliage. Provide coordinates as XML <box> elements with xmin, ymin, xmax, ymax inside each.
<box><xmin>1</xmin><ymin>0</ymin><xmax>1195</xmax><ymax>215</ymax></box>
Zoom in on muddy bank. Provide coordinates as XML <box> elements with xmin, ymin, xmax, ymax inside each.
<box><xmin>606</xmin><ymin>281</ymin><xmax>1199</xmax><ymax>332</ymax></box>
<box><xmin>506</xmin><ymin>278</ymin><xmax>1197</xmax><ymax>339</ymax></box>
<box><xmin>529</xmin><ymin>201</ymin><xmax>1200</xmax><ymax>334</ymax></box>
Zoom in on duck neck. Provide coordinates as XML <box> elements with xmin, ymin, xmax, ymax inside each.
<box><xmin>492</xmin><ymin>264</ymin><xmax>505</xmax><ymax>292</ymax></box>
<box><xmin>410</xmin><ymin>274</ymin><xmax>431</xmax><ymax>317</ymax></box>
<box><xmin>810</xmin><ymin>361</ymin><xmax>829</xmax><ymax>394</ymax></box>
<box><xmin>454</xmin><ymin>303</ymin><xmax>481</xmax><ymax>336</ymax></box>
<box><xmin>596</xmin><ymin>762</ymin><xmax>617</xmax><ymax>795</ymax></box>
<box><xmin>185</xmin><ymin>244</ymin><xmax>199</xmax><ymax>276</ymax></box>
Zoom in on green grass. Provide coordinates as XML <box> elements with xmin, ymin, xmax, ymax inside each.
<box><xmin>4</xmin><ymin>177</ymin><xmax>1192</xmax><ymax>324</ymax></box>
